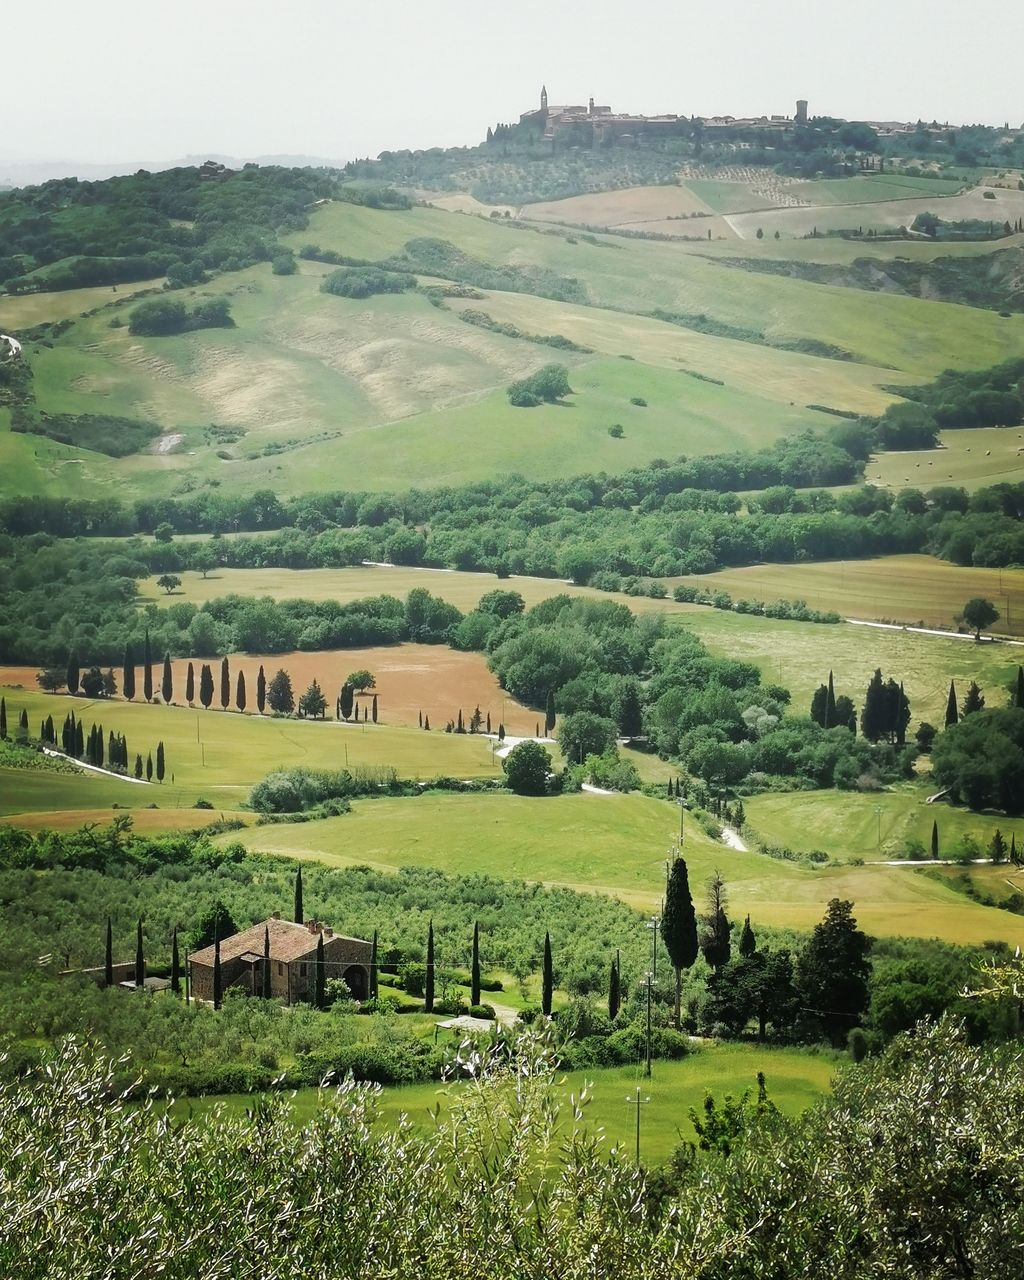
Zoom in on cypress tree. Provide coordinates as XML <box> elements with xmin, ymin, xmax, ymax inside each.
<box><xmin>294</xmin><ymin>867</ymin><xmax>304</xmax><ymax>923</ymax></box>
<box><xmin>457</xmin><ymin>708</ymin><xmax>464</xmax><ymax>733</ymax></box>
<box><xmin>945</xmin><ymin>680</ymin><xmax>959</xmax><ymax>728</ymax></box>
<box><xmin>162</xmin><ymin>654</ymin><xmax>173</xmax><ymax>704</ymax></box>
<box><xmin>170</xmin><ymin>927</ymin><xmax>181</xmax><ymax>995</ymax></box>
<box><xmin>135</xmin><ymin>918</ymin><xmax>144</xmax><ymax>989</ymax></box>
<box><xmin>134</xmin><ymin>754</ymin><xmax>143</xmax><ymax>779</ymax></box>
<box><xmin>262</xmin><ymin>925</ymin><xmax>271</xmax><ymax>998</ymax></box>
<box><xmin>315</xmin><ymin>932</ymin><xmax>326</xmax><ymax>1009</ymax></box>
<box><xmin>145</xmin><ymin>752</ymin><xmax>153</xmax><ymax>782</ymax></box>
<box><xmin>425</xmin><ymin>919</ymin><xmax>435</xmax><ymax>1012</ymax></box>
<box><xmin>257</xmin><ymin>665</ymin><xmax>266</xmax><ymax>714</ymax></box>
<box><xmin>739</xmin><ymin>914</ymin><xmax>757</xmax><ymax>957</ymax></box>
<box><xmin>1015</xmin><ymin>666</ymin><xmax>1024</xmax><ymax>710</ymax></box>
<box><xmin>186</xmin><ymin>662</ymin><xmax>195</xmax><ymax>705</ymax></box>
<box><xmin>108</xmin><ymin>729</ymin><xmax>116</xmax><ymax>762</ymax></box>
<box><xmin>1012</xmin><ymin>833</ymin><xmax>1020</xmax><ymax>867</ymax></box>
<box><xmin>424</xmin><ymin>715</ymin><xmax>430</xmax><ymax>731</ymax></box>
<box><xmin>895</xmin><ymin>681</ymin><xmax>909</xmax><ymax>745</ymax></box>
<box><xmin>0</xmin><ymin>696</ymin><xmax>6</xmax><ymax>739</ymax></box>
<box><xmin>156</xmin><ymin>741</ymin><xmax>165</xmax><ymax>783</ymax></box>
<box><xmin>662</xmin><ymin>856</ymin><xmax>699</xmax><ymax>1028</ymax></box>
<box><xmin>418</xmin><ymin>711</ymin><xmax>423</xmax><ymax>729</ymax></box>
<box><xmin>370</xmin><ymin>929</ymin><xmax>378</xmax><ymax>1000</ymax></box>
<box><xmin>199</xmin><ymin>664</ymin><xmax>214</xmax><ymax>709</ymax></box>
<box><xmin>544</xmin><ymin>689</ymin><xmax>556</xmax><ymax>737</ymax></box>
<box><xmin>143</xmin><ymin>630</ymin><xmax>153</xmax><ymax>702</ymax></box>
<box><xmin>608</xmin><ymin>954</ymin><xmax>620</xmax><ymax>1021</ymax></box>
<box><xmin>74</xmin><ymin>719</ymin><xmax>84</xmax><ymax>758</ymax></box>
<box><xmin>931</xmin><ymin>820</ymin><xmax>940</xmax><ymax>860</ymax></box>
<box><xmin>471</xmin><ymin>921</ymin><xmax>481</xmax><ymax>1007</ymax></box>
<box><xmin>66</xmin><ymin>653</ymin><xmax>80</xmax><ymax>696</ymax></box>
<box><xmin>95</xmin><ymin>723</ymin><xmax>104</xmax><ymax>768</ymax></box>
<box><xmin>236</xmin><ymin>671</ymin><xmax>247</xmax><ymax>714</ymax></box>
<box><xmin>339</xmin><ymin>683</ymin><xmax>355</xmax><ymax>721</ymax></box>
<box><xmin>213</xmin><ymin>934</ymin><xmax>222</xmax><ymax>1010</ymax></box>
<box><xmin>825</xmin><ymin>670</ymin><xmax>837</xmax><ymax>729</ymax></box>
<box><xmin>220</xmin><ymin>657</ymin><xmax>230</xmax><ymax>710</ymax></box>
<box><xmin>123</xmin><ymin>643</ymin><xmax>135</xmax><ymax>701</ymax></box>
<box><xmin>962</xmin><ymin>681</ymin><xmax>985</xmax><ymax>716</ymax></box>
<box><xmin>542</xmin><ymin>931</ymin><xmax>553</xmax><ymax>1016</ymax></box>
<box><xmin>371</xmin><ymin>694</ymin><xmax>378</xmax><ymax>724</ymax></box>
<box><xmin>104</xmin><ymin>917</ymin><xmax>113</xmax><ymax>987</ymax></box>
<box><xmin>486</xmin><ymin>712</ymin><xmax>492</xmax><ymax>734</ymax></box>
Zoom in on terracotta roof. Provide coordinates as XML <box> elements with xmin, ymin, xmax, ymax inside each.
<box><xmin>188</xmin><ymin>918</ymin><xmax>368</xmax><ymax>968</ymax></box>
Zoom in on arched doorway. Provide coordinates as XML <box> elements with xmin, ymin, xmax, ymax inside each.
<box><xmin>342</xmin><ymin>964</ymin><xmax>368</xmax><ymax>1000</ymax></box>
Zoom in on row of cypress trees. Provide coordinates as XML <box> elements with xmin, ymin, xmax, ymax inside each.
<box><xmin>3</xmin><ymin>700</ymin><xmax>167</xmax><ymax>781</ymax></box>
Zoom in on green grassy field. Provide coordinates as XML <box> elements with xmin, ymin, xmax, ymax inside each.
<box><xmin>0</xmin><ymin>686</ymin><xmax>505</xmax><ymax>813</ymax></box>
<box><xmin>173</xmin><ymin>1042</ymin><xmax>839</xmax><ymax>1165</ymax></box>
<box><xmin>679</xmin><ymin>610</ymin><xmax>1021</xmax><ymax>730</ymax></box>
<box><xmin>745</xmin><ymin>785</ymin><xmax>1024</xmax><ymax>861</ymax></box>
<box><xmin>670</xmin><ymin>554</ymin><xmax>1024</xmax><ymax>636</ymax></box>
<box><xmin>862</xmin><ymin>427</ymin><xmax>1024</xmax><ymax>492</ymax></box>
<box><xmin>6</xmin><ymin>197</ymin><xmax>1024</xmax><ymax>500</ymax></box>
<box><xmin>0</xmin><ymin>278</ymin><xmax>163</xmax><ymax>327</ymax></box>
<box><xmin>229</xmin><ymin>790</ymin><xmax>1024</xmax><ymax>945</ymax></box>
<box><xmin>788</xmin><ymin>174</ymin><xmax>966</xmax><ymax>205</ymax></box>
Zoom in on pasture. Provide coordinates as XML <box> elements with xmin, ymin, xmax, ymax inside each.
<box><xmin>669</xmin><ymin>554</ymin><xmax>1024</xmax><ymax>636</ymax></box>
<box><xmin>0</xmin><ymin>681</ymin><xmax>506</xmax><ymax>814</ymax></box>
<box><xmin>744</xmin><ymin>785</ymin><xmax>1024</xmax><ymax>862</ymax></box>
<box><xmin>679</xmin><ymin>609</ymin><xmax>1022</xmax><ymax>729</ymax></box>
<box><xmin>0</xmin><ymin>278</ymin><xmax>163</xmax><ymax>327</ymax></box>
<box><xmin>175</xmin><ymin>1042</ymin><xmax>839</xmax><ymax>1166</ymax></box>
<box><xmin>863</xmin><ymin>427</ymin><xmax>1024</xmax><ymax>492</ymax></box>
<box><xmin>230</xmin><ymin>790</ymin><xmax>1024</xmax><ymax>946</ymax></box>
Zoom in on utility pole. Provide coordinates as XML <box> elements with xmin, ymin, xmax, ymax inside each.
<box><xmin>644</xmin><ymin>970</ymin><xmax>653</xmax><ymax>1077</ymax></box>
<box><xmin>628</xmin><ymin>1085</ymin><xmax>651</xmax><ymax>1162</ymax></box>
<box><xmin>646</xmin><ymin>915</ymin><xmax>660</xmax><ymax>984</ymax></box>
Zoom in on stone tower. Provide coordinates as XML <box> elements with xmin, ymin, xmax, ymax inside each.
<box><xmin>795</xmin><ymin>99</ymin><xmax>808</xmax><ymax>125</ymax></box>
<box><xmin>541</xmin><ymin>85</ymin><xmax>548</xmax><ymax>112</ymax></box>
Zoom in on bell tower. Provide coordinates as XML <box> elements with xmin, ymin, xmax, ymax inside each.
<box><xmin>541</xmin><ymin>84</ymin><xmax>548</xmax><ymax>112</ymax></box>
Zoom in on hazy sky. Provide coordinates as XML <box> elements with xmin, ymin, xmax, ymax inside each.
<box><xmin>6</xmin><ymin>0</ymin><xmax>1023</xmax><ymax>163</ymax></box>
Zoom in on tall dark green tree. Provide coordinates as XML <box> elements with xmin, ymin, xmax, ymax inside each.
<box><xmin>199</xmin><ymin>664</ymin><xmax>214</xmax><ymax>709</ymax></box>
<box><xmin>1014</xmin><ymin>666</ymin><xmax>1024</xmax><ymax>710</ymax></box>
<box><xmin>161</xmin><ymin>654</ymin><xmax>173</xmax><ymax>704</ymax></box>
<box><xmin>471</xmin><ymin>921</ymin><xmax>481</xmax><ymax>1007</ymax></box>
<box><xmin>962</xmin><ymin>681</ymin><xmax>985</xmax><ymax>716</ymax></box>
<box><xmin>256</xmin><ymin>665</ymin><xmax>266</xmax><ymax>714</ymax></box>
<box><xmin>315</xmin><ymin>932</ymin><xmax>326</xmax><ymax>1009</ymax></box>
<box><xmin>370</xmin><ymin>929</ymin><xmax>379</xmax><ymax>1001</ymax></box>
<box><xmin>104</xmin><ymin>918</ymin><xmax>113</xmax><ymax>987</ymax></box>
<box><xmin>700</xmin><ymin>870</ymin><xmax>731</xmax><ymax>973</ymax></box>
<box><xmin>236</xmin><ymin>671</ymin><xmax>246</xmax><ymax>714</ymax></box>
<box><xmin>339</xmin><ymin>682</ymin><xmax>354</xmax><ymax>721</ymax></box>
<box><xmin>860</xmin><ymin>669</ymin><xmax>887</xmax><ymax>741</ymax></box>
<box><xmin>123</xmin><ymin>643</ymin><xmax>135</xmax><ymax>701</ymax></box>
<box><xmin>220</xmin><ymin>657</ymin><xmax>230</xmax><ymax>710</ymax></box>
<box><xmin>145</xmin><ymin>752</ymin><xmax>153</xmax><ymax>782</ymax></box>
<box><xmin>142</xmin><ymin>631</ymin><xmax>153</xmax><ymax>702</ymax></box>
<box><xmin>795</xmin><ymin>898</ymin><xmax>871</xmax><ymax>1047</ymax></box>
<box><xmin>371</xmin><ymin>693</ymin><xmax>378</xmax><ymax>724</ymax></box>
<box><xmin>66</xmin><ymin>653</ymin><xmax>80</xmax><ymax>697</ymax></box>
<box><xmin>542</xmin><ymin>931</ymin><xmax>553</xmax><ymax>1017</ymax></box>
<box><xmin>425</xmin><ymin>920</ymin><xmax>435</xmax><ymax>1013</ymax></box>
<box><xmin>294</xmin><ymin>866</ymin><xmax>304</xmax><ymax>923</ymax></box>
<box><xmin>825</xmin><ymin>670</ymin><xmax>837</xmax><ymax>729</ymax></box>
<box><xmin>738</xmin><ymin>914</ymin><xmax>757</xmax><ymax>958</ymax></box>
<box><xmin>0</xmin><ymin>696</ymin><xmax>6</xmax><ymax>740</ymax></box>
<box><xmin>945</xmin><ymin>680</ymin><xmax>959</xmax><ymax>728</ymax></box>
<box><xmin>662</xmin><ymin>855</ymin><xmax>699</xmax><ymax>1027</ymax></box>
<box><xmin>931</xmin><ymin>820</ymin><xmax>939</xmax><ymax>860</ymax></box>
<box><xmin>170</xmin><ymin>927</ymin><xmax>181</xmax><ymax>995</ymax></box>
<box><xmin>135</xmin><ymin>919</ymin><xmax>145</xmax><ymax>989</ymax></box>
<box><xmin>185</xmin><ymin>662</ymin><xmax>195</xmax><ymax>705</ymax></box>
<box><xmin>156</xmin><ymin>741</ymin><xmax>165</xmax><ymax>783</ymax></box>
<box><xmin>544</xmin><ymin>689</ymin><xmax>556</xmax><ymax>737</ymax></box>
<box><xmin>608</xmin><ymin>953</ymin><xmax>620</xmax><ymax>1021</ymax></box>
<box><xmin>262</xmin><ymin>926</ymin><xmax>271</xmax><ymax>998</ymax></box>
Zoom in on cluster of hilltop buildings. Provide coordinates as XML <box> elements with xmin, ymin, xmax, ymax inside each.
<box><xmin>514</xmin><ymin>88</ymin><xmax>956</xmax><ymax>148</ymax></box>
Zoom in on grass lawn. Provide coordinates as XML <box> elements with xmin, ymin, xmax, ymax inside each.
<box><xmin>744</xmin><ymin>784</ymin><xmax>1024</xmax><ymax>861</ymax></box>
<box><xmin>172</xmin><ymin>1041</ymin><xmax>839</xmax><ymax>1166</ymax></box>
<box><xmin>0</xmin><ymin>685</ymin><xmax>505</xmax><ymax>813</ymax></box>
<box><xmin>229</xmin><ymin>789</ymin><xmax>1024</xmax><ymax>946</ymax></box>
<box><xmin>678</xmin><ymin>611</ymin><xmax>1021</xmax><ymax>730</ymax></box>
<box><xmin>669</xmin><ymin>554</ymin><xmax>1024</xmax><ymax>636</ymax></box>
<box><xmin>0</xmin><ymin>278</ymin><xmax>163</xmax><ymax>327</ymax></box>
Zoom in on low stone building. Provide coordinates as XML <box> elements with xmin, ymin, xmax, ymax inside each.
<box><xmin>188</xmin><ymin>914</ymin><xmax>372</xmax><ymax>1004</ymax></box>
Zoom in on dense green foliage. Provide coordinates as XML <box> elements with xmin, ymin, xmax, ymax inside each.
<box><xmin>13</xmin><ymin>412</ymin><xmax>161</xmax><ymax>457</ymax></box>
<box><xmin>320</xmin><ymin>266</ymin><xmax>416</xmax><ymax>298</ymax></box>
<box><xmin>932</xmin><ymin>707</ymin><xmax>1024</xmax><ymax>814</ymax></box>
<box><xmin>128</xmin><ymin>296</ymin><xmax>233</xmax><ymax>336</ymax></box>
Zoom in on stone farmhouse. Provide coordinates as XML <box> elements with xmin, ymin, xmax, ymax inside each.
<box><xmin>188</xmin><ymin>913</ymin><xmax>372</xmax><ymax>1004</ymax></box>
